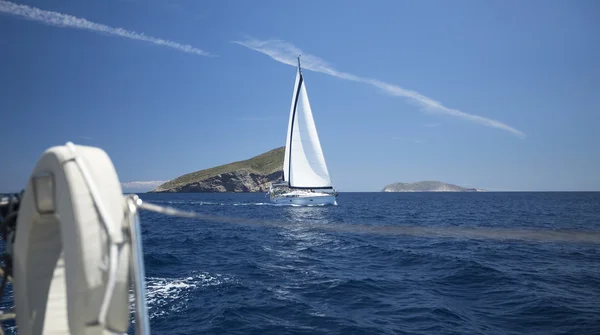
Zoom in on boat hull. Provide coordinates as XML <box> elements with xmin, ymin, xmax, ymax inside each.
<box><xmin>270</xmin><ymin>193</ymin><xmax>337</xmax><ymax>206</ymax></box>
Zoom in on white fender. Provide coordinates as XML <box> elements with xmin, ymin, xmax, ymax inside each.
<box><xmin>13</xmin><ymin>143</ymin><xmax>131</xmax><ymax>334</ymax></box>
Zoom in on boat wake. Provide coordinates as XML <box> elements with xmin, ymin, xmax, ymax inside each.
<box><xmin>270</xmin><ymin>203</ymin><xmax>335</xmax><ymax>207</ymax></box>
<box><xmin>147</xmin><ymin>200</ymin><xmax>335</xmax><ymax>207</ymax></box>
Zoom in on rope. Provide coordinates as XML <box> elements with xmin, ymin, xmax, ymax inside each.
<box><xmin>134</xmin><ymin>198</ymin><xmax>283</xmax><ymax>229</ymax></box>
<box><xmin>136</xmin><ymin>200</ymin><xmax>197</xmax><ymax>218</ymax></box>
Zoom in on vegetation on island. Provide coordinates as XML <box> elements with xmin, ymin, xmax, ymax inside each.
<box><xmin>152</xmin><ymin>147</ymin><xmax>284</xmax><ymax>192</ymax></box>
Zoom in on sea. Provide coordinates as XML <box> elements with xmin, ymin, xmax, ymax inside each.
<box><xmin>2</xmin><ymin>192</ymin><xmax>600</xmax><ymax>334</ymax></box>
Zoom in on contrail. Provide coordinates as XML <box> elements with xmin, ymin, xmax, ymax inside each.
<box><xmin>233</xmin><ymin>38</ymin><xmax>525</xmax><ymax>138</ymax></box>
<box><xmin>0</xmin><ymin>0</ymin><xmax>213</xmax><ymax>57</ymax></box>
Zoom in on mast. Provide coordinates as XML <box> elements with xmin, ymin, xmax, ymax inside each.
<box><xmin>283</xmin><ymin>56</ymin><xmax>302</xmax><ymax>185</ymax></box>
<box><xmin>287</xmin><ymin>55</ymin><xmax>303</xmax><ymax>186</ymax></box>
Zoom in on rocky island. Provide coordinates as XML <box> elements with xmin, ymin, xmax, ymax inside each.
<box><xmin>382</xmin><ymin>181</ymin><xmax>486</xmax><ymax>192</ymax></box>
<box><xmin>151</xmin><ymin>147</ymin><xmax>284</xmax><ymax>193</ymax></box>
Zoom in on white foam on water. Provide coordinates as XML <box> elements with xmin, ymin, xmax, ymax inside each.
<box><xmin>232</xmin><ymin>202</ymin><xmax>272</xmax><ymax>206</ymax></box>
<box><xmin>279</xmin><ymin>203</ymin><xmax>331</xmax><ymax>207</ymax></box>
<box><xmin>227</xmin><ymin>201</ymin><xmax>332</xmax><ymax>207</ymax></box>
<box><xmin>190</xmin><ymin>201</ymin><xmax>221</xmax><ymax>205</ymax></box>
<box><xmin>129</xmin><ymin>272</ymin><xmax>233</xmax><ymax>320</ymax></box>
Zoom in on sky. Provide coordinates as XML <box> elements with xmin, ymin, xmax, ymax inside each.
<box><xmin>0</xmin><ymin>0</ymin><xmax>599</xmax><ymax>192</ymax></box>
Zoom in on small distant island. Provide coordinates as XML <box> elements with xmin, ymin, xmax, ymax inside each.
<box><xmin>151</xmin><ymin>147</ymin><xmax>284</xmax><ymax>193</ymax></box>
<box><xmin>382</xmin><ymin>181</ymin><xmax>486</xmax><ymax>192</ymax></box>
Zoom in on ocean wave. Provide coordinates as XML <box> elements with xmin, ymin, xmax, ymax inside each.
<box><xmin>87</xmin><ymin>193</ymin><xmax>600</xmax><ymax>334</ymax></box>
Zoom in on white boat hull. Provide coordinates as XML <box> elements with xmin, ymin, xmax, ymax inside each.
<box><xmin>270</xmin><ymin>192</ymin><xmax>337</xmax><ymax>206</ymax></box>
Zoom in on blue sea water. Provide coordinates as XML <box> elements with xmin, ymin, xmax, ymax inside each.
<box><xmin>133</xmin><ymin>192</ymin><xmax>600</xmax><ymax>335</ymax></box>
<box><xmin>2</xmin><ymin>192</ymin><xmax>600</xmax><ymax>334</ymax></box>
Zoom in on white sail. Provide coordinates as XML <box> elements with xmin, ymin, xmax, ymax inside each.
<box><xmin>288</xmin><ymin>70</ymin><xmax>332</xmax><ymax>188</ymax></box>
<box><xmin>283</xmin><ymin>69</ymin><xmax>301</xmax><ymax>182</ymax></box>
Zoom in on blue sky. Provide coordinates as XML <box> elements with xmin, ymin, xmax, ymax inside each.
<box><xmin>0</xmin><ymin>0</ymin><xmax>598</xmax><ymax>192</ymax></box>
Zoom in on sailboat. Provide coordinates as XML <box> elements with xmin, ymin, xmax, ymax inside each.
<box><xmin>268</xmin><ymin>56</ymin><xmax>338</xmax><ymax>206</ymax></box>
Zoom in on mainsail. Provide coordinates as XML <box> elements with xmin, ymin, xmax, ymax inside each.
<box><xmin>284</xmin><ymin>58</ymin><xmax>332</xmax><ymax>189</ymax></box>
<box><xmin>282</xmin><ymin>67</ymin><xmax>300</xmax><ymax>183</ymax></box>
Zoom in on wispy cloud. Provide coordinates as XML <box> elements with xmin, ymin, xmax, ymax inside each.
<box><xmin>233</xmin><ymin>38</ymin><xmax>525</xmax><ymax>138</ymax></box>
<box><xmin>0</xmin><ymin>0</ymin><xmax>213</xmax><ymax>57</ymax></box>
<box><xmin>121</xmin><ymin>180</ymin><xmax>166</xmax><ymax>189</ymax></box>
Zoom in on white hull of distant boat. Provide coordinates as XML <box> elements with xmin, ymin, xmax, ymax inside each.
<box><xmin>269</xmin><ymin>56</ymin><xmax>338</xmax><ymax>206</ymax></box>
<box><xmin>269</xmin><ymin>189</ymin><xmax>337</xmax><ymax>206</ymax></box>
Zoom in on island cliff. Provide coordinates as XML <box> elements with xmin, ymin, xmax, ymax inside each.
<box><xmin>151</xmin><ymin>147</ymin><xmax>284</xmax><ymax>193</ymax></box>
<box><xmin>382</xmin><ymin>181</ymin><xmax>486</xmax><ymax>192</ymax></box>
